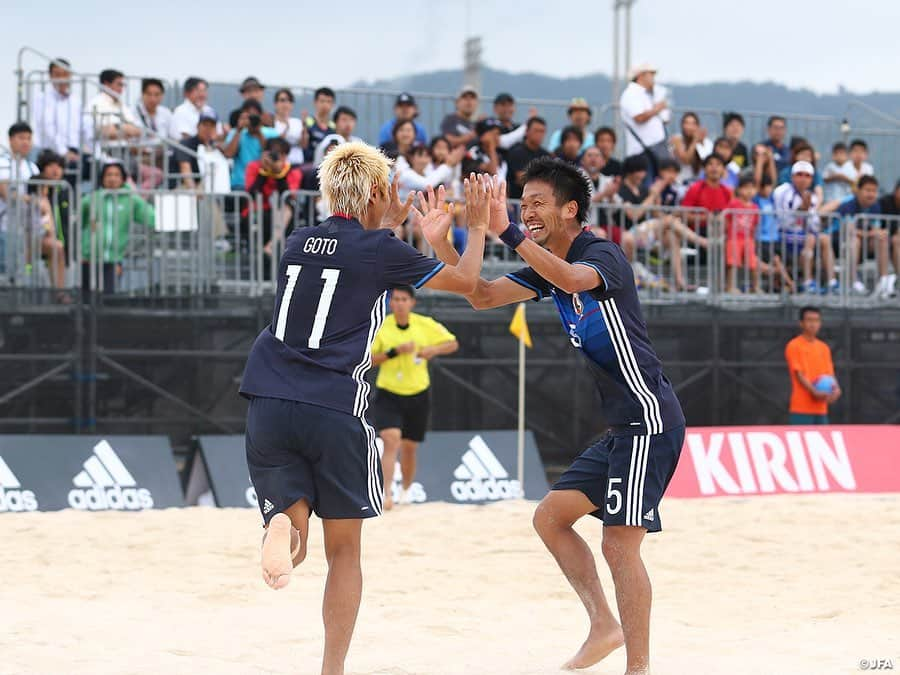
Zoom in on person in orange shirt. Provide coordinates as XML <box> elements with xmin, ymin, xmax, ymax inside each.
<box><xmin>784</xmin><ymin>306</ymin><xmax>841</xmax><ymax>424</ymax></box>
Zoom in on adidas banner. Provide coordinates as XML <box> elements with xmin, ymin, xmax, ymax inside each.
<box><xmin>0</xmin><ymin>436</ymin><xmax>183</xmax><ymax>513</ymax></box>
<box><xmin>190</xmin><ymin>431</ymin><xmax>549</xmax><ymax>508</ymax></box>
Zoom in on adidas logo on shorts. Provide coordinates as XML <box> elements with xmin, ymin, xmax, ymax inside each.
<box><xmin>263</xmin><ymin>499</ymin><xmax>275</xmax><ymax>515</ymax></box>
<box><xmin>0</xmin><ymin>456</ymin><xmax>38</xmax><ymax>512</ymax></box>
<box><xmin>643</xmin><ymin>509</ymin><xmax>655</xmax><ymax>521</ymax></box>
<box><xmin>450</xmin><ymin>435</ymin><xmax>522</xmax><ymax>502</ymax></box>
<box><xmin>67</xmin><ymin>441</ymin><xmax>154</xmax><ymax>511</ymax></box>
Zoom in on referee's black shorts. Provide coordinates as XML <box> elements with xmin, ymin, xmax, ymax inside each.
<box><xmin>372</xmin><ymin>388</ymin><xmax>431</xmax><ymax>442</ymax></box>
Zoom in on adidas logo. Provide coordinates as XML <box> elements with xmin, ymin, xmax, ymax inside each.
<box><xmin>643</xmin><ymin>509</ymin><xmax>655</xmax><ymax>521</ymax></box>
<box><xmin>0</xmin><ymin>456</ymin><xmax>38</xmax><ymax>512</ymax></box>
<box><xmin>450</xmin><ymin>435</ymin><xmax>522</xmax><ymax>502</ymax></box>
<box><xmin>67</xmin><ymin>441</ymin><xmax>154</xmax><ymax>511</ymax></box>
<box><xmin>263</xmin><ymin>499</ymin><xmax>275</xmax><ymax>515</ymax></box>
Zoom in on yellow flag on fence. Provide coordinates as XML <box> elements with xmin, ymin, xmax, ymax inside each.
<box><xmin>508</xmin><ymin>302</ymin><xmax>533</xmax><ymax>348</ymax></box>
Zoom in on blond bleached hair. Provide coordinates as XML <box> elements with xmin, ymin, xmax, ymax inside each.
<box><xmin>317</xmin><ymin>142</ymin><xmax>392</xmax><ymax>219</ymax></box>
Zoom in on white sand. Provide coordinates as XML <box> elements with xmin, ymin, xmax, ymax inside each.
<box><xmin>1</xmin><ymin>495</ymin><xmax>898</xmax><ymax>675</ymax></box>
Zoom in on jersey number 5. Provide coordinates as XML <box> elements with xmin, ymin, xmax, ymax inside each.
<box><xmin>274</xmin><ymin>264</ymin><xmax>340</xmax><ymax>348</ymax></box>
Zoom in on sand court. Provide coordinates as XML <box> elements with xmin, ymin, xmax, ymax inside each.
<box><xmin>1</xmin><ymin>494</ymin><xmax>898</xmax><ymax>675</ymax></box>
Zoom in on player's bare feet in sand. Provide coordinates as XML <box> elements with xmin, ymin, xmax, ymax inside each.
<box><xmin>261</xmin><ymin>513</ymin><xmax>302</xmax><ymax>590</ymax></box>
<box><xmin>562</xmin><ymin>622</ymin><xmax>625</xmax><ymax>670</ymax></box>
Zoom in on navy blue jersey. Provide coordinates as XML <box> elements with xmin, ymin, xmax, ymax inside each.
<box><xmin>240</xmin><ymin>216</ymin><xmax>444</xmax><ymax>417</ymax></box>
<box><xmin>507</xmin><ymin>230</ymin><xmax>684</xmax><ymax>434</ymax></box>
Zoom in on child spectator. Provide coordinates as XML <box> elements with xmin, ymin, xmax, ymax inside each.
<box><xmin>843</xmin><ymin>139</ymin><xmax>874</xmax><ymax>186</ymax></box>
<box><xmin>724</xmin><ymin>174</ymin><xmax>761</xmax><ymax>293</ymax></box>
<box><xmin>754</xmin><ymin>174</ymin><xmax>794</xmax><ymax>292</ymax></box>
<box><xmin>822</xmin><ymin>142</ymin><xmax>854</xmax><ymax>203</ymax></box>
<box><xmin>778</xmin><ymin>143</ymin><xmax>825</xmax><ymax>203</ymax></box>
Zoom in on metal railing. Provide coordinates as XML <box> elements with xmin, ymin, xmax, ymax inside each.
<box><xmin>5</xmin><ymin>178</ymin><xmax>899</xmax><ymax>307</ymax></box>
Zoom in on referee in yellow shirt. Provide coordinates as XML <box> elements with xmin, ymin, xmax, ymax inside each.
<box><xmin>371</xmin><ymin>285</ymin><xmax>458</xmax><ymax>509</ymax></box>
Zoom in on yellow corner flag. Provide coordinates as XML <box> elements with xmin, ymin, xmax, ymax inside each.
<box><xmin>508</xmin><ymin>302</ymin><xmax>533</xmax><ymax>348</ymax></box>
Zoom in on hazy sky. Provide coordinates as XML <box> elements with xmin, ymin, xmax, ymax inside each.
<box><xmin>3</xmin><ymin>0</ymin><xmax>899</xmax><ymax>135</ymax></box>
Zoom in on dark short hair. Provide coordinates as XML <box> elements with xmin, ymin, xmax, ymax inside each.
<box><xmin>184</xmin><ymin>77</ymin><xmax>207</xmax><ymax>94</ymax></box>
<box><xmin>560</xmin><ymin>125</ymin><xmax>584</xmax><ymax>145</ymax></box>
<box><xmin>832</xmin><ymin>141</ymin><xmax>848</xmax><ymax>153</ymax></box>
<box><xmin>623</xmin><ymin>154</ymin><xmax>649</xmax><ymax>175</ymax></box>
<box><xmin>264</xmin><ymin>137</ymin><xmax>290</xmax><ymax>155</ymax></box>
<box><xmin>49</xmin><ymin>58</ymin><xmax>70</xmax><ymax>74</ymax></box>
<box><xmin>594</xmin><ymin>126</ymin><xmax>616</xmax><ymax>142</ymax></box>
<box><xmin>703</xmin><ymin>153</ymin><xmax>726</xmax><ymax>168</ymax></box>
<box><xmin>274</xmin><ymin>88</ymin><xmax>294</xmax><ymax>104</ymax></box>
<box><xmin>681</xmin><ymin>111</ymin><xmax>700</xmax><ymax>126</ymax></box>
<box><xmin>493</xmin><ymin>93</ymin><xmax>515</xmax><ymax>105</ymax></box>
<box><xmin>36</xmin><ymin>149</ymin><xmax>65</xmax><ymax>173</ymax></box>
<box><xmin>789</xmin><ymin>136</ymin><xmax>810</xmax><ymax>151</ymax></box>
<box><xmin>849</xmin><ymin>138</ymin><xmax>868</xmax><ymax>151</ymax></box>
<box><xmin>858</xmin><ymin>175</ymin><xmax>879</xmax><ymax>190</ymax></box>
<box><xmin>760</xmin><ymin>173</ymin><xmax>774</xmax><ymax>187</ymax></box>
<box><xmin>241</xmin><ymin>99</ymin><xmax>263</xmax><ymax>114</ymax></box>
<box><xmin>314</xmin><ymin>87</ymin><xmax>335</xmax><ymax>100</ymax></box>
<box><xmin>737</xmin><ymin>172</ymin><xmax>756</xmax><ymax>189</ymax></box>
<box><xmin>333</xmin><ymin>106</ymin><xmax>357</xmax><ymax>122</ymax></box>
<box><xmin>429</xmin><ymin>135</ymin><xmax>449</xmax><ymax>152</ymax></box>
<box><xmin>8</xmin><ymin>121</ymin><xmax>32</xmax><ymax>137</ymax></box>
<box><xmin>392</xmin><ymin>285</ymin><xmax>415</xmax><ymax>299</ymax></box>
<box><xmin>657</xmin><ymin>157</ymin><xmax>680</xmax><ymax>173</ymax></box>
<box><xmin>799</xmin><ymin>306</ymin><xmax>821</xmax><ymax>320</ymax></box>
<box><xmin>100</xmin><ymin>69</ymin><xmax>124</xmax><ymax>86</ymax></box>
<box><xmin>723</xmin><ymin>111</ymin><xmax>745</xmax><ymax>128</ymax></box>
<box><xmin>714</xmin><ymin>136</ymin><xmax>734</xmax><ymax>150</ymax></box>
<box><xmin>522</xmin><ymin>156</ymin><xmax>592</xmax><ymax>224</ymax></box>
<box><xmin>767</xmin><ymin>115</ymin><xmax>786</xmax><ymax>127</ymax></box>
<box><xmin>526</xmin><ymin>116</ymin><xmax>547</xmax><ymax>130</ymax></box>
<box><xmin>141</xmin><ymin>78</ymin><xmax>164</xmax><ymax>94</ymax></box>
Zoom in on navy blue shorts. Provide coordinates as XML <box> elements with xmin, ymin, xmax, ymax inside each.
<box><xmin>553</xmin><ymin>426</ymin><xmax>685</xmax><ymax>533</ymax></box>
<box><xmin>245</xmin><ymin>396</ymin><xmax>383</xmax><ymax>525</ymax></box>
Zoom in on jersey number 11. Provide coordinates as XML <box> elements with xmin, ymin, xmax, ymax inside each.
<box><xmin>274</xmin><ymin>264</ymin><xmax>340</xmax><ymax>349</ymax></box>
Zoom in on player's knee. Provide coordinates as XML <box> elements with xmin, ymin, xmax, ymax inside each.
<box><xmin>532</xmin><ymin>501</ymin><xmax>558</xmax><ymax>539</ymax></box>
<box><xmin>601</xmin><ymin>529</ymin><xmax>640</xmax><ymax>567</ymax></box>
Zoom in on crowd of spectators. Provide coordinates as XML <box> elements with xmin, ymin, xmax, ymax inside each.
<box><xmin>2</xmin><ymin>56</ymin><xmax>900</xmax><ymax>299</ymax></box>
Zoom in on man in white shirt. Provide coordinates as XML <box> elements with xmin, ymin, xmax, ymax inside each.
<box><xmin>620</xmin><ymin>63</ymin><xmax>671</xmax><ymax>164</ymax></box>
<box><xmin>773</xmin><ymin>160</ymin><xmax>836</xmax><ymax>294</ymax></box>
<box><xmin>31</xmin><ymin>58</ymin><xmax>83</xmax><ymax>161</ymax></box>
<box><xmin>170</xmin><ymin>77</ymin><xmax>218</xmax><ymax>141</ymax></box>
<box><xmin>0</xmin><ymin>123</ymin><xmax>40</xmax><ymax>273</ymax></box>
<box><xmin>843</xmin><ymin>139</ymin><xmax>875</xmax><ymax>185</ymax></box>
<box><xmin>134</xmin><ymin>78</ymin><xmax>172</xmax><ymax>138</ymax></box>
<box><xmin>85</xmin><ymin>69</ymin><xmax>141</xmax><ymax>141</ymax></box>
<box><xmin>313</xmin><ymin>106</ymin><xmax>363</xmax><ymax>166</ymax></box>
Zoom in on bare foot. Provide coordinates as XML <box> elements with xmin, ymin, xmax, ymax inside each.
<box><xmin>562</xmin><ymin>623</ymin><xmax>625</xmax><ymax>670</ymax></box>
<box><xmin>261</xmin><ymin>513</ymin><xmax>295</xmax><ymax>590</ymax></box>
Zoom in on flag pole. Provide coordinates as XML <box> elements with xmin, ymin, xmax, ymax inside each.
<box><xmin>517</xmin><ymin>302</ymin><xmax>526</xmax><ymax>498</ymax></box>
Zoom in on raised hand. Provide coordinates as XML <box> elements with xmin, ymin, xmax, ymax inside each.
<box><xmin>464</xmin><ymin>173</ymin><xmax>491</xmax><ymax>233</ymax></box>
<box><xmin>487</xmin><ymin>174</ymin><xmax>510</xmax><ymax>236</ymax></box>
<box><xmin>381</xmin><ymin>174</ymin><xmax>415</xmax><ymax>229</ymax></box>
<box><xmin>412</xmin><ymin>184</ymin><xmax>453</xmax><ymax>246</ymax></box>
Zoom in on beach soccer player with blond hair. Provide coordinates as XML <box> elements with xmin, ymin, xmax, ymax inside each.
<box><xmin>239</xmin><ymin>141</ymin><xmax>492</xmax><ymax>675</ymax></box>
<box><xmin>421</xmin><ymin>157</ymin><xmax>685</xmax><ymax>674</ymax></box>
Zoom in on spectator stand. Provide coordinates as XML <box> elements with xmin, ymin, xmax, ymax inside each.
<box><xmin>5</xmin><ymin>48</ymin><xmax>900</xmax><ymax>460</ymax></box>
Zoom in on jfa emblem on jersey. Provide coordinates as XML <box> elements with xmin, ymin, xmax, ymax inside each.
<box><xmin>572</xmin><ymin>293</ymin><xmax>584</xmax><ymax>316</ymax></box>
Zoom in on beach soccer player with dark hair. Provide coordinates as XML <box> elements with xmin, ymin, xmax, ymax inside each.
<box><xmin>421</xmin><ymin>156</ymin><xmax>685</xmax><ymax>674</ymax></box>
<box><xmin>239</xmin><ymin>140</ymin><xmax>493</xmax><ymax>675</ymax></box>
